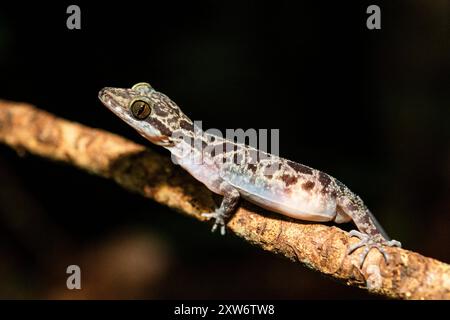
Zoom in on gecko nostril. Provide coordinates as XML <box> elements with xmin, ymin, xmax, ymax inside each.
<box><xmin>98</xmin><ymin>88</ymin><xmax>110</xmax><ymax>101</ymax></box>
<box><xmin>130</xmin><ymin>100</ymin><xmax>151</xmax><ymax>120</ymax></box>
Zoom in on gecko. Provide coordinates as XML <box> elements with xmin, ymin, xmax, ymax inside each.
<box><xmin>98</xmin><ymin>82</ymin><xmax>401</xmax><ymax>266</ymax></box>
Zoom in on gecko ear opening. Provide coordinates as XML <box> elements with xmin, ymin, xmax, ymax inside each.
<box><xmin>132</xmin><ymin>82</ymin><xmax>153</xmax><ymax>94</ymax></box>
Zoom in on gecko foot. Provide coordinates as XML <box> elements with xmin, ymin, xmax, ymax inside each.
<box><xmin>202</xmin><ymin>210</ymin><xmax>227</xmax><ymax>235</ymax></box>
<box><xmin>347</xmin><ymin>230</ymin><xmax>402</xmax><ymax>267</ymax></box>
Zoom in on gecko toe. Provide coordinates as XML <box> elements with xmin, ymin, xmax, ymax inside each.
<box><xmin>348</xmin><ymin>230</ymin><xmax>401</xmax><ymax>267</ymax></box>
<box><xmin>211</xmin><ymin>220</ymin><xmax>226</xmax><ymax>235</ymax></box>
<box><xmin>379</xmin><ymin>247</ymin><xmax>390</xmax><ymax>263</ymax></box>
<box><xmin>357</xmin><ymin>243</ymin><xmax>390</xmax><ymax>268</ymax></box>
<box><xmin>387</xmin><ymin>239</ymin><xmax>402</xmax><ymax>248</ymax></box>
<box><xmin>347</xmin><ymin>230</ymin><xmax>369</xmax><ymax>255</ymax></box>
<box><xmin>203</xmin><ymin>209</ymin><xmax>228</xmax><ymax>235</ymax></box>
<box><xmin>347</xmin><ymin>239</ymin><xmax>367</xmax><ymax>255</ymax></box>
<box><xmin>348</xmin><ymin>230</ymin><xmax>369</xmax><ymax>240</ymax></box>
<box><xmin>202</xmin><ymin>212</ymin><xmax>216</xmax><ymax>219</ymax></box>
<box><xmin>358</xmin><ymin>246</ymin><xmax>371</xmax><ymax>267</ymax></box>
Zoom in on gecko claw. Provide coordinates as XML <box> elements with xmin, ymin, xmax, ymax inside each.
<box><xmin>220</xmin><ymin>225</ymin><xmax>226</xmax><ymax>236</ymax></box>
<box><xmin>202</xmin><ymin>210</ymin><xmax>227</xmax><ymax>235</ymax></box>
<box><xmin>347</xmin><ymin>230</ymin><xmax>402</xmax><ymax>267</ymax></box>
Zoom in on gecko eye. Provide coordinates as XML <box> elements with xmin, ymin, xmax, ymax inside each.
<box><xmin>130</xmin><ymin>100</ymin><xmax>151</xmax><ymax>120</ymax></box>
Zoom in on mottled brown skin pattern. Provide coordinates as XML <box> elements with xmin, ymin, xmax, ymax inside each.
<box><xmin>99</xmin><ymin>82</ymin><xmax>401</xmax><ymax>267</ymax></box>
<box><xmin>1</xmin><ymin>100</ymin><xmax>447</xmax><ymax>299</ymax></box>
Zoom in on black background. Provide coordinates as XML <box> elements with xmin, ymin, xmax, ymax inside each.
<box><xmin>0</xmin><ymin>1</ymin><xmax>448</xmax><ymax>299</ymax></box>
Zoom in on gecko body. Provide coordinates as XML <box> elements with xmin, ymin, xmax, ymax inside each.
<box><xmin>99</xmin><ymin>82</ymin><xmax>401</xmax><ymax>266</ymax></box>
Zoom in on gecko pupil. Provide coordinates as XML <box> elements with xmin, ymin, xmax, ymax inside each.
<box><xmin>131</xmin><ymin>100</ymin><xmax>151</xmax><ymax>120</ymax></box>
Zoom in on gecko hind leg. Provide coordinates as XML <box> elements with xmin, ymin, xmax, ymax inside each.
<box><xmin>347</xmin><ymin>230</ymin><xmax>402</xmax><ymax>267</ymax></box>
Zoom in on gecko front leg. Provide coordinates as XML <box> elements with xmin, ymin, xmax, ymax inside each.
<box><xmin>202</xmin><ymin>182</ymin><xmax>240</xmax><ymax>235</ymax></box>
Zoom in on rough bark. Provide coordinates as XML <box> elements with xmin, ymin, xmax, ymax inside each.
<box><xmin>0</xmin><ymin>99</ymin><xmax>448</xmax><ymax>300</ymax></box>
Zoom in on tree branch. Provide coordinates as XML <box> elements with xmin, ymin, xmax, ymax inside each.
<box><xmin>0</xmin><ymin>99</ymin><xmax>448</xmax><ymax>299</ymax></box>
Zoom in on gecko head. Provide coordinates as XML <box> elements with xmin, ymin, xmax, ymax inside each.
<box><xmin>98</xmin><ymin>82</ymin><xmax>194</xmax><ymax>146</ymax></box>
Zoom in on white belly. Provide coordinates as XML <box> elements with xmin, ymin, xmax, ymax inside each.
<box><xmin>223</xmin><ymin>174</ymin><xmax>337</xmax><ymax>222</ymax></box>
<box><xmin>178</xmin><ymin>156</ymin><xmax>338</xmax><ymax>222</ymax></box>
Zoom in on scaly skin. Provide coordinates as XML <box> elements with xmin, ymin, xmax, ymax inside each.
<box><xmin>98</xmin><ymin>82</ymin><xmax>401</xmax><ymax>267</ymax></box>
